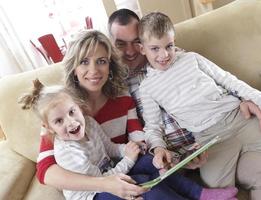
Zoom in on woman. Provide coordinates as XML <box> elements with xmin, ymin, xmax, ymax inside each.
<box><xmin>37</xmin><ymin>30</ymin><xmax>147</xmax><ymax>200</ymax></box>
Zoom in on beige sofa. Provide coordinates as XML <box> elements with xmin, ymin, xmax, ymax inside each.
<box><xmin>0</xmin><ymin>0</ymin><xmax>260</xmax><ymax>199</ymax></box>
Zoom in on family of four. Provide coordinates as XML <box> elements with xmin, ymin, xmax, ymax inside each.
<box><xmin>20</xmin><ymin>8</ymin><xmax>261</xmax><ymax>200</ymax></box>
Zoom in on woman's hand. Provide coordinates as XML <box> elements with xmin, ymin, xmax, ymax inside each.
<box><xmin>102</xmin><ymin>174</ymin><xmax>147</xmax><ymax>200</ymax></box>
<box><xmin>125</xmin><ymin>141</ymin><xmax>141</xmax><ymax>162</ymax></box>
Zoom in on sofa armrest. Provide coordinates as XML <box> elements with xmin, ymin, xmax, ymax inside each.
<box><xmin>0</xmin><ymin>141</ymin><xmax>36</xmax><ymax>200</ymax></box>
<box><xmin>0</xmin><ymin>126</ymin><xmax>5</xmax><ymax>140</ymax></box>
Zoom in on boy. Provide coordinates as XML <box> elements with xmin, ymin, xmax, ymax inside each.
<box><xmin>138</xmin><ymin>12</ymin><xmax>261</xmax><ymax>199</ymax></box>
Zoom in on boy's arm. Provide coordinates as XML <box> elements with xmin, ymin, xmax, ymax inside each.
<box><xmin>240</xmin><ymin>100</ymin><xmax>261</xmax><ymax>128</ymax></box>
<box><xmin>139</xmin><ymin>86</ymin><xmax>167</xmax><ymax>150</ymax></box>
<box><xmin>139</xmin><ymin>85</ymin><xmax>174</xmax><ymax>169</ymax></box>
<box><xmin>196</xmin><ymin>53</ymin><xmax>261</xmax><ymax>108</ymax></box>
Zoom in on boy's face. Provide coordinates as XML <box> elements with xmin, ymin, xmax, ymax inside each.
<box><xmin>140</xmin><ymin>30</ymin><xmax>176</xmax><ymax>71</ymax></box>
<box><xmin>44</xmin><ymin>94</ymin><xmax>86</xmax><ymax>141</ymax></box>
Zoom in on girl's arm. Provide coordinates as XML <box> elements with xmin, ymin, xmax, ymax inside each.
<box><xmin>89</xmin><ymin>116</ymin><xmax>125</xmax><ymax>158</ymax></box>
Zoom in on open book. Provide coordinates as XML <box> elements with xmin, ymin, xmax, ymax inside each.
<box><xmin>140</xmin><ymin>136</ymin><xmax>220</xmax><ymax>188</ymax></box>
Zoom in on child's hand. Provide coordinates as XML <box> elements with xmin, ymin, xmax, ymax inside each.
<box><xmin>125</xmin><ymin>141</ymin><xmax>141</xmax><ymax>162</ymax></box>
<box><xmin>153</xmin><ymin>147</ymin><xmax>172</xmax><ymax>170</ymax></box>
<box><xmin>136</xmin><ymin>141</ymin><xmax>147</xmax><ymax>155</ymax></box>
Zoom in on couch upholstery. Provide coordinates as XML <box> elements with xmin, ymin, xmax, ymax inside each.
<box><xmin>0</xmin><ymin>0</ymin><xmax>260</xmax><ymax>199</ymax></box>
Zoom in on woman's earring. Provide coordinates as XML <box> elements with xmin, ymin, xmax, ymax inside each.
<box><xmin>109</xmin><ymin>70</ymin><xmax>113</xmax><ymax>81</ymax></box>
<box><xmin>73</xmin><ymin>75</ymin><xmax>79</xmax><ymax>84</ymax></box>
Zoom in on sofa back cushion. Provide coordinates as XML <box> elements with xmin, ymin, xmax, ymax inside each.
<box><xmin>0</xmin><ymin>63</ymin><xmax>64</xmax><ymax>162</ymax></box>
<box><xmin>175</xmin><ymin>0</ymin><xmax>261</xmax><ymax>90</ymax></box>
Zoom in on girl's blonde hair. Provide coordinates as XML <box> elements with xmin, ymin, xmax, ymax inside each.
<box><xmin>63</xmin><ymin>30</ymin><xmax>128</xmax><ymax>101</ymax></box>
<box><xmin>18</xmin><ymin>79</ymin><xmax>86</xmax><ymax>123</ymax></box>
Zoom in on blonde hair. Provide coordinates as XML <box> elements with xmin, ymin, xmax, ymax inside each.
<box><xmin>138</xmin><ymin>12</ymin><xmax>175</xmax><ymax>43</ymax></box>
<box><xmin>63</xmin><ymin>30</ymin><xmax>128</xmax><ymax>100</ymax></box>
<box><xmin>18</xmin><ymin>79</ymin><xmax>86</xmax><ymax>123</ymax></box>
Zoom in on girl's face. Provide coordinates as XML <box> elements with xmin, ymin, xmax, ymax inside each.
<box><xmin>74</xmin><ymin>43</ymin><xmax>110</xmax><ymax>95</ymax></box>
<box><xmin>140</xmin><ymin>30</ymin><xmax>176</xmax><ymax>71</ymax></box>
<box><xmin>45</xmin><ymin>94</ymin><xmax>85</xmax><ymax>141</ymax></box>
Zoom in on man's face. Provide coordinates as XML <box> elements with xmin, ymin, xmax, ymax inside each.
<box><xmin>110</xmin><ymin>19</ymin><xmax>146</xmax><ymax>70</ymax></box>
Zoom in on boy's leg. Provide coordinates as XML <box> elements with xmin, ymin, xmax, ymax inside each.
<box><xmin>199</xmin><ymin>108</ymin><xmax>247</xmax><ymax>187</ymax></box>
<box><xmin>235</xmin><ymin>116</ymin><xmax>261</xmax><ymax>200</ymax></box>
<box><xmin>200</xmin><ymin>136</ymin><xmax>241</xmax><ymax>187</ymax></box>
<box><xmin>237</xmin><ymin>152</ymin><xmax>261</xmax><ymax>200</ymax></box>
<box><xmin>200</xmin><ymin>110</ymin><xmax>261</xmax><ymax>190</ymax></box>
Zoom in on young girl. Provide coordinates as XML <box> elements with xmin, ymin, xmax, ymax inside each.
<box><xmin>138</xmin><ymin>12</ymin><xmax>261</xmax><ymax>199</ymax></box>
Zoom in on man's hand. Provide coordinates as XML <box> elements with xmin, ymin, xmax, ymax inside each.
<box><xmin>152</xmin><ymin>147</ymin><xmax>172</xmax><ymax>170</ymax></box>
<box><xmin>240</xmin><ymin>100</ymin><xmax>261</xmax><ymax>128</ymax></box>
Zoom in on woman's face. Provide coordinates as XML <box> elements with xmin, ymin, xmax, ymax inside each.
<box><xmin>74</xmin><ymin>43</ymin><xmax>110</xmax><ymax>95</ymax></box>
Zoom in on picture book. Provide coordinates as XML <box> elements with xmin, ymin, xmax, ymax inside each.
<box><xmin>140</xmin><ymin>136</ymin><xmax>221</xmax><ymax>188</ymax></box>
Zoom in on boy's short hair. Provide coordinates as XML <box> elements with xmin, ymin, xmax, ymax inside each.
<box><xmin>138</xmin><ymin>12</ymin><xmax>175</xmax><ymax>42</ymax></box>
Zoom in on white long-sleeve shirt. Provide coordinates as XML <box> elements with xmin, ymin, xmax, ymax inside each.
<box><xmin>54</xmin><ymin>116</ymin><xmax>135</xmax><ymax>200</ymax></box>
<box><xmin>140</xmin><ymin>52</ymin><xmax>261</xmax><ymax>148</ymax></box>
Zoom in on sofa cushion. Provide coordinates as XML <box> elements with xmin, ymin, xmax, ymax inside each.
<box><xmin>0</xmin><ymin>141</ymin><xmax>36</xmax><ymax>200</ymax></box>
<box><xmin>0</xmin><ymin>63</ymin><xmax>64</xmax><ymax>162</ymax></box>
<box><xmin>175</xmin><ymin>0</ymin><xmax>261</xmax><ymax>90</ymax></box>
<box><xmin>23</xmin><ymin>176</ymin><xmax>64</xmax><ymax>200</ymax></box>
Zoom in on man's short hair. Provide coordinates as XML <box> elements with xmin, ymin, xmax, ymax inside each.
<box><xmin>108</xmin><ymin>8</ymin><xmax>140</xmax><ymax>35</ymax></box>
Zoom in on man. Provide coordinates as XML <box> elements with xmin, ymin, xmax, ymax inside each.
<box><xmin>107</xmin><ymin>8</ymin><xmax>261</xmax><ymax>171</ymax></box>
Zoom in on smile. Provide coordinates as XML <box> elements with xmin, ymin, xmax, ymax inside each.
<box><xmin>87</xmin><ymin>77</ymin><xmax>102</xmax><ymax>84</ymax></box>
<box><xmin>157</xmin><ymin>59</ymin><xmax>170</xmax><ymax>65</ymax></box>
<box><xmin>125</xmin><ymin>54</ymin><xmax>138</xmax><ymax>61</ymax></box>
<box><xmin>69</xmin><ymin>125</ymin><xmax>81</xmax><ymax>135</ymax></box>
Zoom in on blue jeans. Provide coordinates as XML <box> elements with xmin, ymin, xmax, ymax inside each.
<box><xmin>94</xmin><ymin>154</ymin><xmax>202</xmax><ymax>200</ymax></box>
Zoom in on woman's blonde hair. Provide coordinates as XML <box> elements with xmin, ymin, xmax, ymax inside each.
<box><xmin>18</xmin><ymin>79</ymin><xmax>86</xmax><ymax>123</ymax></box>
<box><xmin>63</xmin><ymin>30</ymin><xmax>128</xmax><ymax>100</ymax></box>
